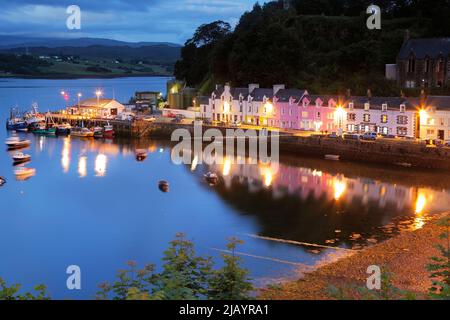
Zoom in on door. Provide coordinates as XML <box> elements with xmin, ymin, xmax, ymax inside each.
<box><xmin>438</xmin><ymin>130</ymin><xmax>445</xmax><ymax>140</ymax></box>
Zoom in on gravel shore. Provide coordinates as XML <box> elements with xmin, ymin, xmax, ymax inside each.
<box><xmin>260</xmin><ymin>213</ymin><xmax>449</xmax><ymax>300</ymax></box>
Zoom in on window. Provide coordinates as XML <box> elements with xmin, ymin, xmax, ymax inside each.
<box><xmin>427</xmin><ymin>129</ymin><xmax>435</xmax><ymax>135</ymax></box>
<box><xmin>248</xmin><ymin>106</ymin><xmax>252</xmax><ymax>113</ymax></box>
<box><xmin>363</xmin><ymin>114</ymin><xmax>370</xmax><ymax>122</ymax></box>
<box><xmin>408</xmin><ymin>57</ymin><xmax>415</xmax><ymax>72</ymax></box>
<box><xmin>317</xmin><ymin>112</ymin><xmax>321</xmax><ymax>119</ymax></box>
<box><xmin>289</xmin><ymin>108</ymin><xmax>293</xmax><ymax>116</ymax></box>
<box><xmin>405</xmin><ymin>81</ymin><xmax>415</xmax><ymax>88</ymax></box>
<box><xmin>347</xmin><ymin>113</ymin><xmax>356</xmax><ymax>121</ymax></box>
<box><xmin>347</xmin><ymin>124</ymin><xmax>355</xmax><ymax>132</ymax></box>
<box><xmin>302</xmin><ymin>111</ymin><xmax>308</xmax><ymax>118</ymax></box>
<box><xmin>382</xmin><ymin>104</ymin><xmax>387</xmax><ymax>111</ymax></box>
<box><xmin>381</xmin><ymin>114</ymin><xmax>388</xmax><ymax>123</ymax></box>
<box><xmin>327</xmin><ymin>113</ymin><xmax>334</xmax><ymax>120</ymax></box>
<box><xmin>400</xmin><ymin>104</ymin><xmax>406</xmax><ymax>112</ymax></box>
<box><xmin>349</xmin><ymin>102</ymin><xmax>354</xmax><ymax>109</ymax></box>
<box><xmin>364</xmin><ymin>103</ymin><xmax>370</xmax><ymax>111</ymax></box>
<box><xmin>424</xmin><ymin>59</ymin><xmax>430</xmax><ymax>73</ymax></box>
<box><xmin>381</xmin><ymin>127</ymin><xmax>388</xmax><ymax>134</ymax></box>
<box><xmin>397</xmin><ymin>127</ymin><xmax>408</xmax><ymax>135</ymax></box>
<box><xmin>437</xmin><ymin>58</ymin><xmax>445</xmax><ymax>72</ymax></box>
<box><xmin>212</xmin><ymin>103</ymin><xmax>215</xmax><ymax>110</ymax></box>
<box><xmin>239</xmin><ymin>104</ymin><xmax>243</xmax><ymax>113</ymax></box>
<box><xmin>397</xmin><ymin>115</ymin><xmax>408</xmax><ymax>125</ymax></box>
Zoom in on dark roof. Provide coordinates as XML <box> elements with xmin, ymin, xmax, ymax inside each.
<box><xmin>347</xmin><ymin>96</ymin><xmax>416</xmax><ymax>110</ymax></box>
<box><xmin>305</xmin><ymin>94</ymin><xmax>339</xmax><ymax>104</ymax></box>
<box><xmin>196</xmin><ymin>96</ymin><xmax>210</xmax><ymax>104</ymax></box>
<box><xmin>249</xmin><ymin>88</ymin><xmax>274</xmax><ymax>101</ymax></box>
<box><xmin>275</xmin><ymin>89</ymin><xmax>307</xmax><ymax>102</ymax></box>
<box><xmin>398</xmin><ymin>38</ymin><xmax>450</xmax><ymax>59</ymax></box>
<box><xmin>424</xmin><ymin>96</ymin><xmax>450</xmax><ymax>110</ymax></box>
<box><xmin>230</xmin><ymin>87</ymin><xmax>249</xmax><ymax>99</ymax></box>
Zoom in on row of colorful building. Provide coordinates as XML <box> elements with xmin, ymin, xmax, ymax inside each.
<box><xmin>197</xmin><ymin>83</ymin><xmax>450</xmax><ymax>140</ymax></box>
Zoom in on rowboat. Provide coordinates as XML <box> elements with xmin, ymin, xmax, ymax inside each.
<box><xmin>14</xmin><ymin>167</ymin><xmax>36</xmax><ymax>178</ymax></box>
<box><xmin>0</xmin><ymin>176</ymin><xmax>6</xmax><ymax>186</ymax></box>
<box><xmin>13</xmin><ymin>152</ymin><xmax>31</xmax><ymax>163</ymax></box>
<box><xmin>5</xmin><ymin>136</ymin><xmax>31</xmax><ymax>149</ymax></box>
<box><xmin>158</xmin><ymin>180</ymin><xmax>169</xmax><ymax>192</ymax></box>
<box><xmin>103</xmin><ymin>123</ymin><xmax>114</xmax><ymax>138</ymax></box>
<box><xmin>135</xmin><ymin>149</ymin><xmax>147</xmax><ymax>161</ymax></box>
<box><xmin>93</xmin><ymin>127</ymin><xmax>104</xmax><ymax>138</ymax></box>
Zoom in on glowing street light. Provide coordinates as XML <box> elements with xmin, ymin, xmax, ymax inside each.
<box><xmin>419</xmin><ymin>109</ymin><xmax>428</xmax><ymax>125</ymax></box>
<box><xmin>77</xmin><ymin>93</ymin><xmax>82</xmax><ymax>108</ymax></box>
<box><xmin>95</xmin><ymin>90</ymin><xmax>102</xmax><ymax>107</ymax></box>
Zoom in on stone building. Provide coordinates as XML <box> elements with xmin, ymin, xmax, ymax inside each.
<box><xmin>397</xmin><ymin>36</ymin><xmax>450</xmax><ymax>89</ymax></box>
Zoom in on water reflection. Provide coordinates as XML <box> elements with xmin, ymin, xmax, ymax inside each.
<box><xmin>78</xmin><ymin>156</ymin><xmax>87</xmax><ymax>178</ymax></box>
<box><xmin>95</xmin><ymin>154</ymin><xmax>107</xmax><ymax>177</ymax></box>
<box><xmin>61</xmin><ymin>137</ymin><xmax>71</xmax><ymax>173</ymax></box>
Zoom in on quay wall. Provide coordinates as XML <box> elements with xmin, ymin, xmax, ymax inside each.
<box><xmin>140</xmin><ymin>122</ymin><xmax>450</xmax><ymax>171</ymax></box>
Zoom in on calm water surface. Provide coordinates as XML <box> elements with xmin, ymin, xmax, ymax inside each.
<box><xmin>1</xmin><ymin>77</ymin><xmax>450</xmax><ymax>299</ymax></box>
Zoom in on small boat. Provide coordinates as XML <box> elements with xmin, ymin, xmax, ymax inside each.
<box><xmin>158</xmin><ymin>180</ymin><xmax>169</xmax><ymax>192</ymax></box>
<box><xmin>136</xmin><ymin>149</ymin><xmax>147</xmax><ymax>161</ymax></box>
<box><xmin>33</xmin><ymin>124</ymin><xmax>56</xmax><ymax>135</ymax></box>
<box><xmin>204</xmin><ymin>172</ymin><xmax>219</xmax><ymax>185</ymax></box>
<box><xmin>325</xmin><ymin>154</ymin><xmax>340</xmax><ymax>161</ymax></box>
<box><xmin>0</xmin><ymin>176</ymin><xmax>6</xmax><ymax>186</ymax></box>
<box><xmin>103</xmin><ymin>123</ymin><xmax>114</xmax><ymax>138</ymax></box>
<box><xmin>71</xmin><ymin>127</ymin><xmax>94</xmax><ymax>138</ymax></box>
<box><xmin>14</xmin><ymin>167</ymin><xmax>36</xmax><ymax>179</ymax></box>
<box><xmin>5</xmin><ymin>136</ymin><xmax>31</xmax><ymax>149</ymax></box>
<box><xmin>12</xmin><ymin>152</ymin><xmax>31</xmax><ymax>163</ymax></box>
<box><xmin>93</xmin><ymin>127</ymin><xmax>104</xmax><ymax>138</ymax></box>
<box><xmin>55</xmin><ymin>123</ymin><xmax>71</xmax><ymax>135</ymax></box>
<box><xmin>6</xmin><ymin>118</ymin><xmax>28</xmax><ymax>131</ymax></box>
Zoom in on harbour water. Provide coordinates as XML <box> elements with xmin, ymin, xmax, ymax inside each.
<box><xmin>2</xmin><ymin>77</ymin><xmax>450</xmax><ymax>299</ymax></box>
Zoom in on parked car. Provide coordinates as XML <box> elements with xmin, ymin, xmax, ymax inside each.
<box><xmin>343</xmin><ymin>133</ymin><xmax>361</xmax><ymax>141</ymax></box>
<box><xmin>327</xmin><ymin>132</ymin><xmax>339</xmax><ymax>138</ymax></box>
<box><xmin>361</xmin><ymin>132</ymin><xmax>379</xmax><ymax>141</ymax></box>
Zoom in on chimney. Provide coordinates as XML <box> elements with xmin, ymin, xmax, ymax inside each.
<box><xmin>404</xmin><ymin>29</ymin><xmax>410</xmax><ymax>44</ymax></box>
<box><xmin>273</xmin><ymin>84</ymin><xmax>285</xmax><ymax>95</ymax></box>
<box><xmin>224</xmin><ymin>82</ymin><xmax>231</xmax><ymax>92</ymax></box>
<box><xmin>248</xmin><ymin>83</ymin><xmax>259</xmax><ymax>94</ymax></box>
<box><xmin>367</xmin><ymin>89</ymin><xmax>372</xmax><ymax>98</ymax></box>
<box><xmin>400</xmin><ymin>90</ymin><xmax>405</xmax><ymax>98</ymax></box>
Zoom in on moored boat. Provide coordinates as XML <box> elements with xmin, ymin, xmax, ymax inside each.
<box><xmin>0</xmin><ymin>176</ymin><xmax>6</xmax><ymax>186</ymax></box>
<box><xmin>325</xmin><ymin>154</ymin><xmax>340</xmax><ymax>161</ymax></box>
<box><xmin>158</xmin><ymin>180</ymin><xmax>169</xmax><ymax>192</ymax></box>
<box><xmin>12</xmin><ymin>152</ymin><xmax>31</xmax><ymax>163</ymax></box>
<box><xmin>103</xmin><ymin>123</ymin><xmax>114</xmax><ymax>138</ymax></box>
<box><xmin>204</xmin><ymin>172</ymin><xmax>219</xmax><ymax>185</ymax></box>
<box><xmin>55</xmin><ymin>123</ymin><xmax>72</xmax><ymax>135</ymax></box>
<box><xmin>71</xmin><ymin>127</ymin><xmax>94</xmax><ymax>138</ymax></box>
<box><xmin>135</xmin><ymin>149</ymin><xmax>147</xmax><ymax>161</ymax></box>
<box><xmin>5</xmin><ymin>136</ymin><xmax>31</xmax><ymax>149</ymax></box>
<box><xmin>14</xmin><ymin>167</ymin><xmax>36</xmax><ymax>180</ymax></box>
<box><xmin>93</xmin><ymin>127</ymin><xmax>104</xmax><ymax>138</ymax></box>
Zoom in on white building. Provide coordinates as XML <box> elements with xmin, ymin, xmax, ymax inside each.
<box><xmin>418</xmin><ymin>96</ymin><xmax>450</xmax><ymax>140</ymax></box>
<box><xmin>343</xmin><ymin>96</ymin><xmax>418</xmax><ymax>137</ymax></box>
<box><xmin>69</xmin><ymin>98</ymin><xmax>126</xmax><ymax>119</ymax></box>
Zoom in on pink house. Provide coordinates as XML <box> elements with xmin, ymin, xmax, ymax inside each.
<box><xmin>273</xmin><ymin>91</ymin><xmax>342</xmax><ymax>132</ymax></box>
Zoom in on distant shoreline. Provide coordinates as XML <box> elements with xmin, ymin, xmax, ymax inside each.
<box><xmin>0</xmin><ymin>73</ymin><xmax>173</xmax><ymax>80</ymax></box>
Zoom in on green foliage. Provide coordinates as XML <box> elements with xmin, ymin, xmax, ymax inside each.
<box><xmin>175</xmin><ymin>0</ymin><xmax>450</xmax><ymax>96</ymax></box>
<box><xmin>328</xmin><ymin>267</ymin><xmax>416</xmax><ymax>300</ymax></box>
<box><xmin>0</xmin><ymin>277</ymin><xmax>49</xmax><ymax>300</ymax></box>
<box><xmin>0</xmin><ymin>54</ymin><xmax>52</xmax><ymax>75</ymax></box>
<box><xmin>427</xmin><ymin>217</ymin><xmax>450</xmax><ymax>299</ymax></box>
<box><xmin>208</xmin><ymin>237</ymin><xmax>253</xmax><ymax>300</ymax></box>
<box><xmin>96</xmin><ymin>233</ymin><xmax>253</xmax><ymax>300</ymax></box>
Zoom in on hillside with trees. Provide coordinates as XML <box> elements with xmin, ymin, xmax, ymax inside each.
<box><xmin>174</xmin><ymin>0</ymin><xmax>450</xmax><ymax>96</ymax></box>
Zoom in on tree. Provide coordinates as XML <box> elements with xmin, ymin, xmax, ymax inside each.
<box><xmin>208</xmin><ymin>237</ymin><xmax>253</xmax><ymax>300</ymax></box>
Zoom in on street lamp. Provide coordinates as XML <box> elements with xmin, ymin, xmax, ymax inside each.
<box><xmin>77</xmin><ymin>93</ymin><xmax>82</xmax><ymax>108</ymax></box>
<box><xmin>95</xmin><ymin>90</ymin><xmax>102</xmax><ymax>107</ymax></box>
<box><xmin>335</xmin><ymin>106</ymin><xmax>345</xmax><ymax>135</ymax></box>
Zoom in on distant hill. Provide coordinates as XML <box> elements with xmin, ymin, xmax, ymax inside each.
<box><xmin>0</xmin><ymin>45</ymin><xmax>181</xmax><ymax>63</ymax></box>
<box><xmin>0</xmin><ymin>35</ymin><xmax>181</xmax><ymax>49</ymax></box>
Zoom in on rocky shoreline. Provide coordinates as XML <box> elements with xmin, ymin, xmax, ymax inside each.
<box><xmin>260</xmin><ymin>213</ymin><xmax>448</xmax><ymax>300</ymax></box>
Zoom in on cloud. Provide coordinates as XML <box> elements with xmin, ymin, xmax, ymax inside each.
<box><xmin>0</xmin><ymin>0</ymin><xmax>267</xmax><ymax>43</ymax></box>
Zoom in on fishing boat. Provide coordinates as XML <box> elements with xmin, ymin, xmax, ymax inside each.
<box><xmin>14</xmin><ymin>167</ymin><xmax>36</xmax><ymax>180</ymax></box>
<box><xmin>158</xmin><ymin>180</ymin><xmax>169</xmax><ymax>192</ymax></box>
<box><xmin>93</xmin><ymin>127</ymin><xmax>104</xmax><ymax>138</ymax></box>
<box><xmin>135</xmin><ymin>149</ymin><xmax>147</xmax><ymax>161</ymax></box>
<box><xmin>5</xmin><ymin>136</ymin><xmax>31</xmax><ymax>149</ymax></box>
<box><xmin>55</xmin><ymin>123</ymin><xmax>72</xmax><ymax>135</ymax></box>
<box><xmin>12</xmin><ymin>152</ymin><xmax>31</xmax><ymax>163</ymax></box>
<box><xmin>71</xmin><ymin>127</ymin><xmax>94</xmax><ymax>138</ymax></box>
<box><xmin>23</xmin><ymin>103</ymin><xmax>45</xmax><ymax>126</ymax></box>
<box><xmin>103</xmin><ymin>123</ymin><xmax>114</xmax><ymax>138</ymax></box>
<box><xmin>0</xmin><ymin>176</ymin><xmax>6</xmax><ymax>186</ymax></box>
<box><xmin>6</xmin><ymin>108</ymin><xmax>28</xmax><ymax>131</ymax></box>
<box><xmin>204</xmin><ymin>172</ymin><xmax>219</xmax><ymax>185</ymax></box>
<box><xmin>33</xmin><ymin>123</ymin><xmax>56</xmax><ymax>135</ymax></box>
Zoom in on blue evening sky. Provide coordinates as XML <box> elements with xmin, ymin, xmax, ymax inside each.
<box><xmin>0</xmin><ymin>0</ymin><xmax>269</xmax><ymax>44</ymax></box>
